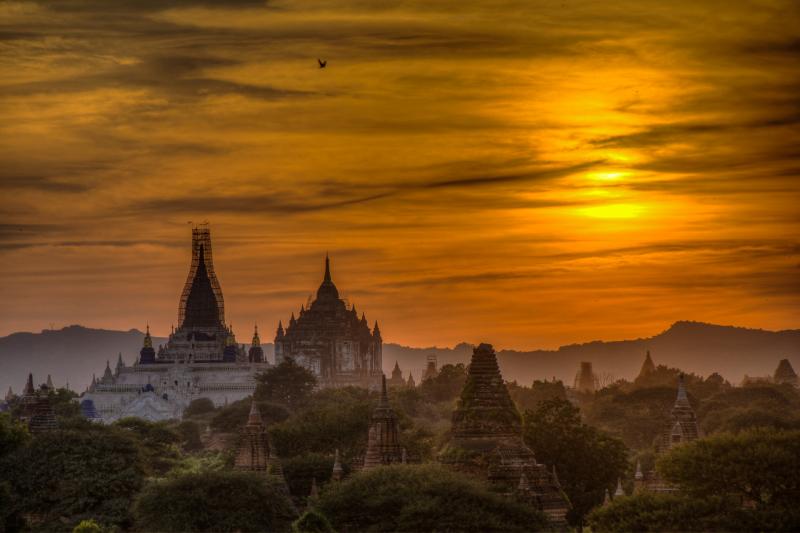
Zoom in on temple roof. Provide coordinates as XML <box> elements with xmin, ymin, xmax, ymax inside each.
<box><xmin>315</xmin><ymin>254</ymin><xmax>340</xmax><ymax>302</ymax></box>
<box><xmin>179</xmin><ymin>227</ymin><xmax>225</xmax><ymax>329</ymax></box>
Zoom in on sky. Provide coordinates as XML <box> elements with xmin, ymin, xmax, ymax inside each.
<box><xmin>0</xmin><ymin>0</ymin><xmax>798</xmax><ymax>349</ymax></box>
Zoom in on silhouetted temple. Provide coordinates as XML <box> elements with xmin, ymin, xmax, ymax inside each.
<box><xmin>80</xmin><ymin>226</ymin><xmax>269</xmax><ymax>422</ymax></box>
<box><xmin>422</xmin><ymin>354</ymin><xmax>438</xmax><ymax>381</ymax></box>
<box><xmin>363</xmin><ymin>375</ymin><xmax>404</xmax><ymax>470</ymax></box>
<box><xmin>637</xmin><ymin>350</ymin><xmax>655</xmax><ymax>380</ymax></box>
<box><xmin>19</xmin><ymin>373</ymin><xmax>57</xmax><ymax>433</ymax></box>
<box><xmin>274</xmin><ymin>256</ymin><xmax>382</xmax><ymax>389</ymax></box>
<box><xmin>637</xmin><ymin>374</ymin><xmax>700</xmax><ymax>493</ymax></box>
<box><xmin>388</xmin><ymin>361</ymin><xmax>405</xmax><ymax>388</ymax></box>
<box><xmin>774</xmin><ymin>359</ymin><xmax>798</xmax><ymax>386</ymax></box>
<box><xmin>573</xmin><ymin>361</ymin><xmax>598</xmax><ymax>393</ymax></box>
<box><xmin>235</xmin><ymin>400</ymin><xmax>271</xmax><ymax>471</ymax></box>
<box><xmin>441</xmin><ymin>344</ymin><xmax>570</xmax><ymax>525</ymax></box>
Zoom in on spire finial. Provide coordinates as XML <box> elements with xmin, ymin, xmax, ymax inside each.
<box><xmin>614</xmin><ymin>478</ymin><xmax>624</xmax><ymax>497</ymax></box>
<box><xmin>24</xmin><ymin>372</ymin><xmax>35</xmax><ymax>395</ymax></box>
<box><xmin>676</xmin><ymin>373</ymin><xmax>688</xmax><ymax>403</ymax></box>
<box><xmin>324</xmin><ymin>253</ymin><xmax>331</xmax><ymax>282</ymax></box>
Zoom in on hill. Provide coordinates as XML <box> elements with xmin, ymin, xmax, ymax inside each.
<box><xmin>1</xmin><ymin>321</ymin><xmax>797</xmax><ymax>394</ymax></box>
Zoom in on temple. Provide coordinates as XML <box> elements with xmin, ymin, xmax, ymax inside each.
<box><xmin>636</xmin><ymin>374</ymin><xmax>701</xmax><ymax>493</ymax></box>
<box><xmin>440</xmin><ymin>344</ymin><xmax>570</xmax><ymax>525</ymax></box>
<box><xmin>80</xmin><ymin>226</ymin><xmax>270</xmax><ymax>422</ymax></box>
<box><xmin>388</xmin><ymin>361</ymin><xmax>405</xmax><ymax>388</ymax></box>
<box><xmin>774</xmin><ymin>358</ymin><xmax>798</xmax><ymax>386</ymax></box>
<box><xmin>274</xmin><ymin>255</ymin><xmax>382</xmax><ymax>389</ymax></box>
<box><xmin>18</xmin><ymin>373</ymin><xmax>58</xmax><ymax>433</ymax></box>
<box><xmin>637</xmin><ymin>350</ymin><xmax>656</xmax><ymax>380</ymax></box>
<box><xmin>362</xmin><ymin>375</ymin><xmax>404</xmax><ymax>470</ymax></box>
<box><xmin>235</xmin><ymin>400</ymin><xmax>272</xmax><ymax>471</ymax></box>
<box><xmin>573</xmin><ymin>361</ymin><xmax>598</xmax><ymax>393</ymax></box>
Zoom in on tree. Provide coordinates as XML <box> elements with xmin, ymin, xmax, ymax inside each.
<box><xmin>73</xmin><ymin>519</ymin><xmax>104</xmax><ymax>533</ymax></box>
<box><xmin>523</xmin><ymin>398</ymin><xmax>629</xmax><ymax>527</ymax></box>
<box><xmin>508</xmin><ymin>379</ymin><xmax>567</xmax><ymax>412</ymax></box>
<box><xmin>3</xmin><ymin>425</ymin><xmax>146</xmax><ymax>531</ymax></box>
<box><xmin>293</xmin><ymin>509</ymin><xmax>336</xmax><ymax>533</ymax></box>
<box><xmin>184</xmin><ymin>397</ymin><xmax>216</xmax><ymax>417</ymax></box>
<box><xmin>133</xmin><ymin>471</ymin><xmax>296</xmax><ymax>532</ymax></box>
<box><xmin>113</xmin><ymin>417</ymin><xmax>182</xmax><ymax>475</ymax></box>
<box><xmin>316</xmin><ymin>465</ymin><xmax>548</xmax><ymax>532</ymax></box>
<box><xmin>270</xmin><ymin>387</ymin><xmax>373</xmax><ymax>460</ymax></box>
<box><xmin>210</xmin><ymin>398</ymin><xmax>290</xmax><ymax>433</ymax></box>
<box><xmin>282</xmin><ymin>452</ymin><xmax>336</xmax><ymax>500</ymax></box>
<box><xmin>657</xmin><ymin>429</ymin><xmax>800</xmax><ymax>512</ymax></box>
<box><xmin>587</xmin><ymin>492</ymin><xmax>738</xmax><ymax>532</ymax></box>
<box><xmin>177</xmin><ymin>420</ymin><xmax>204</xmax><ymax>452</ymax></box>
<box><xmin>417</xmin><ymin>363</ymin><xmax>466</xmax><ymax>403</ymax></box>
<box><xmin>255</xmin><ymin>358</ymin><xmax>317</xmax><ymax>410</ymax></box>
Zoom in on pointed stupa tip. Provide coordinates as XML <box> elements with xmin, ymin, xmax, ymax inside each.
<box><xmin>614</xmin><ymin>478</ymin><xmax>624</xmax><ymax>497</ymax></box>
<box><xmin>677</xmin><ymin>373</ymin><xmax>688</xmax><ymax>402</ymax></box>
<box><xmin>635</xmin><ymin>459</ymin><xmax>643</xmax><ymax>480</ymax></box>
<box><xmin>46</xmin><ymin>374</ymin><xmax>53</xmax><ymax>389</ymax></box>
<box><xmin>373</xmin><ymin>321</ymin><xmax>380</xmax><ymax>334</ymax></box>
<box><xmin>324</xmin><ymin>253</ymin><xmax>331</xmax><ymax>282</ymax></box>
<box><xmin>247</xmin><ymin>398</ymin><xmax>262</xmax><ymax>425</ymax></box>
<box><xmin>252</xmin><ymin>323</ymin><xmax>260</xmax><ymax>346</ymax></box>
<box><xmin>393</xmin><ymin>360</ymin><xmax>400</xmax><ymax>371</ymax></box>
<box><xmin>24</xmin><ymin>372</ymin><xmax>35</xmax><ymax>395</ymax></box>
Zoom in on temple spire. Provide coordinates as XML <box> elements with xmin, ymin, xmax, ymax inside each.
<box><xmin>380</xmin><ymin>374</ymin><xmax>388</xmax><ymax>405</ymax></box>
<box><xmin>46</xmin><ymin>374</ymin><xmax>54</xmax><ymax>389</ymax></box>
<box><xmin>252</xmin><ymin>324</ymin><xmax>260</xmax><ymax>347</ymax></box>
<box><xmin>144</xmin><ymin>324</ymin><xmax>153</xmax><ymax>348</ymax></box>
<box><xmin>24</xmin><ymin>373</ymin><xmax>34</xmax><ymax>395</ymax></box>
<box><xmin>614</xmin><ymin>478</ymin><xmax>624</xmax><ymax>497</ymax></box>
<box><xmin>324</xmin><ymin>253</ymin><xmax>331</xmax><ymax>282</ymax></box>
<box><xmin>332</xmin><ymin>449</ymin><xmax>343</xmax><ymax>482</ymax></box>
<box><xmin>676</xmin><ymin>373</ymin><xmax>689</xmax><ymax>404</ymax></box>
<box><xmin>247</xmin><ymin>398</ymin><xmax>262</xmax><ymax>426</ymax></box>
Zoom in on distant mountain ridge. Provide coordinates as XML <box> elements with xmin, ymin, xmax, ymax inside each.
<box><xmin>1</xmin><ymin>321</ymin><xmax>798</xmax><ymax>395</ymax></box>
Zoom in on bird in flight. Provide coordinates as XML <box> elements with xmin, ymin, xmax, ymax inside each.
<box><xmin>318</xmin><ymin>59</ymin><xmax>327</xmax><ymax>68</ymax></box>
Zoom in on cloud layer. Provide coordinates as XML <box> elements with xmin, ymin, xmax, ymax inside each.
<box><xmin>0</xmin><ymin>0</ymin><xmax>798</xmax><ymax>348</ymax></box>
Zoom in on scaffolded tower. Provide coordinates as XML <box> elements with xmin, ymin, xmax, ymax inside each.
<box><xmin>178</xmin><ymin>225</ymin><xmax>225</xmax><ymax>329</ymax></box>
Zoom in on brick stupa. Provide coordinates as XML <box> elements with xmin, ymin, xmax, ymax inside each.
<box><xmin>441</xmin><ymin>344</ymin><xmax>569</xmax><ymax>525</ymax></box>
<box><xmin>362</xmin><ymin>375</ymin><xmax>403</xmax><ymax>470</ymax></box>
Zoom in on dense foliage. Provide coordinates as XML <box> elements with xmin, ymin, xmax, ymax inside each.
<box><xmin>3</xmin><ymin>424</ymin><xmax>146</xmax><ymax>531</ymax></box>
<box><xmin>255</xmin><ymin>358</ymin><xmax>318</xmax><ymax>410</ymax></box>
<box><xmin>522</xmin><ymin>398</ymin><xmax>629</xmax><ymax>527</ymax></box>
<box><xmin>133</xmin><ymin>471</ymin><xmax>296</xmax><ymax>532</ymax></box>
<box><xmin>315</xmin><ymin>465</ymin><xmax>548</xmax><ymax>532</ymax></box>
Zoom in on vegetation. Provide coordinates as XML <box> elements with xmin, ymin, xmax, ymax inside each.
<box><xmin>315</xmin><ymin>465</ymin><xmax>549</xmax><ymax>532</ymax></box>
<box><xmin>133</xmin><ymin>471</ymin><xmax>296</xmax><ymax>532</ymax></box>
<box><xmin>2</xmin><ymin>425</ymin><xmax>146</xmax><ymax>531</ymax></box>
<box><xmin>523</xmin><ymin>398</ymin><xmax>629</xmax><ymax>527</ymax></box>
<box><xmin>255</xmin><ymin>358</ymin><xmax>318</xmax><ymax>410</ymax></box>
<box><xmin>184</xmin><ymin>397</ymin><xmax>216</xmax><ymax>417</ymax></box>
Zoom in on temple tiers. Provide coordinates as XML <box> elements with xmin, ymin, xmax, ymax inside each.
<box><xmin>362</xmin><ymin>375</ymin><xmax>404</xmax><ymax>470</ymax></box>
<box><xmin>441</xmin><ymin>344</ymin><xmax>569</xmax><ymax>525</ymax></box>
<box><xmin>388</xmin><ymin>361</ymin><xmax>405</xmax><ymax>388</ymax></box>
<box><xmin>79</xmin><ymin>226</ymin><xmax>269</xmax><ymax>422</ymax></box>
<box><xmin>573</xmin><ymin>361</ymin><xmax>598</xmax><ymax>393</ymax></box>
<box><xmin>774</xmin><ymin>359</ymin><xmax>798</xmax><ymax>386</ymax></box>
<box><xmin>274</xmin><ymin>255</ymin><xmax>382</xmax><ymax>389</ymax></box>
<box><xmin>19</xmin><ymin>373</ymin><xmax>57</xmax><ymax>433</ymax></box>
<box><xmin>234</xmin><ymin>400</ymin><xmax>271</xmax><ymax>471</ymax></box>
<box><xmin>637</xmin><ymin>350</ymin><xmax>656</xmax><ymax>379</ymax></box>
<box><xmin>641</xmin><ymin>374</ymin><xmax>701</xmax><ymax>493</ymax></box>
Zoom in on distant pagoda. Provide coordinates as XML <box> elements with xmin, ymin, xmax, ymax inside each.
<box><xmin>637</xmin><ymin>350</ymin><xmax>655</xmax><ymax>380</ymax></box>
<box><xmin>274</xmin><ymin>255</ymin><xmax>382</xmax><ymax>389</ymax></box>
<box><xmin>362</xmin><ymin>375</ymin><xmax>404</xmax><ymax>470</ymax></box>
<box><xmin>573</xmin><ymin>361</ymin><xmax>598</xmax><ymax>393</ymax></box>
<box><xmin>637</xmin><ymin>374</ymin><xmax>700</xmax><ymax>493</ymax></box>
<box><xmin>19</xmin><ymin>373</ymin><xmax>57</xmax><ymax>433</ymax></box>
<box><xmin>235</xmin><ymin>400</ymin><xmax>271</xmax><ymax>471</ymax></box>
<box><xmin>441</xmin><ymin>344</ymin><xmax>569</xmax><ymax>525</ymax></box>
<box><xmin>774</xmin><ymin>359</ymin><xmax>798</xmax><ymax>386</ymax></box>
<box><xmin>388</xmin><ymin>361</ymin><xmax>405</xmax><ymax>388</ymax></box>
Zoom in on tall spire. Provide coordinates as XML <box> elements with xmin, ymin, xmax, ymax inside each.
<box><xmin>178</xmin><ymin>226</ymin><xmax>225</xmax><ymax>329</ymax></box>
<box><xmin>315</xmin><ymin>253</ymin><xmax>339</xmax><ymax>301</ymax></box>
<box><xmin>5</xmin><ymin>386</ymin><xmax>13</xmax><ymax>402</ymax></box>
<box><xmin>614</xmin><ymin>478</ymin><xmax>624</xmax><ymax>497</ymax></box>
<box><xmin>638</xmin><ymin>350</ymin><xmax>655</xmax><ymax>379</ymax></box>
<box><xmin>676</xmin><ymin>373</ymin><xmax>689</xmax><ymax>404</ymax></box>
<box><xmin>324</xmin><ymin>253</ymin><xmax>331</xmax><ymax>282</ymax></box>
<box><xmin>24</xmin><ymin>373</ymin><xmax>34</xmax><ymax>396</ymax></box>
<box><xmin>332</xmin><ymin>448</ymin><xmax>343</xmax><ymax>482</ymax></box>
<box><xmin>247</xmin><ymin>398</ymin><xmax>262</xmax><ymax>426</ymax></box>
<box><xmin>252</xmin><ymin>324</ymin><xmax>260</xmax><ymax>347</ymax></box>
<box><xmin>144</xmin><ymin>324</ymin><xmax>153</xmax><ymax>348</ymax></box>
<box><xmin>46</xmin><ymin>374</ymin><xmax>54</xmax><ymax>389</ymax></box>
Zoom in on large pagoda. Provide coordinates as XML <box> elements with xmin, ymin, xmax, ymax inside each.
<box><xmin>362</xmin><ymin>375</ymin><xmax>404</xmax><ymax>470</ymax></box>
<box><xmin>441</xmin><ymin>344</ymin><xmax>570</xmax><ymax>525</ymax></box>
<box><xmin>274</xmin><ymin>256</ymin><xmax>382</xmax><ymax>389</ymax></box>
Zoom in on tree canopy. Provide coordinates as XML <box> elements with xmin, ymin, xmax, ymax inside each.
<box><xmin>523</xmin><ymin>397</ymin><xmax>629</xmax><ymax>527</ymax></box>
<box><xmin>133</xmin><ymin>471</ymin><xmax>297</xmax><ymax>532</ymax></box>
<box><xmin>255</xmin><ymin>358</ymin><xmax>318</xmax><ymax>410</ymax></box>
<box><xmin>315</xmin><ymin>464</ymin><xmax>548</xmax><ymax>532</ymax></box>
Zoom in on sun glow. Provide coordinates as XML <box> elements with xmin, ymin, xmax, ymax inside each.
<box><xmin>579</xmin><ymin>203</ymin><xmax>645</xmax><ymax>219</ymax></box>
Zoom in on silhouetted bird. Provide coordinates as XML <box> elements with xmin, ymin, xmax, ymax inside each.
<box><xmin>318</xmin><ymin>59</ymin><xmax>327</xmax><ymax>68</ymax></box>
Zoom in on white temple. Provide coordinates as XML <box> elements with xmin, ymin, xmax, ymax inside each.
<box><xmin>79</xmin><ymin>226</ymin><xmax>270</xmax><ymax>423</ymax></box>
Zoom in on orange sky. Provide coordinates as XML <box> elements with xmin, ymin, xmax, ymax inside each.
<box><xmin>0</xmin><ymin>0</ymin><xmax>798</xmax><ymax>348</ymax></box>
